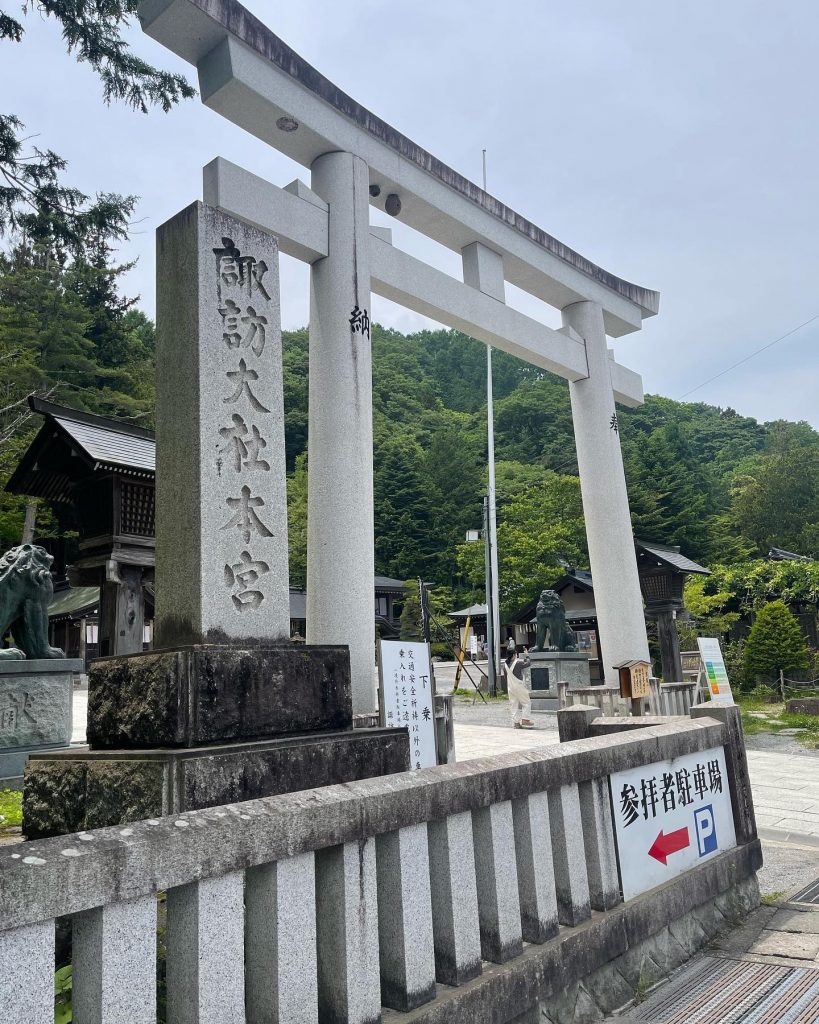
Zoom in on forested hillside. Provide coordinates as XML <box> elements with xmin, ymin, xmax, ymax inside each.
<box><xmin>290</xmin><ymin>325</ymin><xmax>818</xmax><ymax>615</ymax></box>
<box><xmin>2</xmin><ymin>236</ymin><xmax>816</xmax><ymax>622</ymax></box>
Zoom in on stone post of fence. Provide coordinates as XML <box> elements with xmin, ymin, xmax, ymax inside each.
<box><xmin>557</xmin><ymin>704</ymin><xmax>601</xmax><ymax>743</ymax></box>
<box><xmin>435</xmin><ymin>694</ymin><xmax>456</xmax><ymax>764</ymax></box>
<box><xmin>690</xmin><ymin>702</ymin><xmax>757</xmax><ymax>844</ymax></box>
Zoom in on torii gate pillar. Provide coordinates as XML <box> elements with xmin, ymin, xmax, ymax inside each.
<box><xmin>306</xmin><ymin>151</ymin><xmax>377</xmax><ymax>712</ymax></box>
<box><xmin>563</xmin><ymin>300</ymin><xmax>651</xmax><ymax>683</ymax></box>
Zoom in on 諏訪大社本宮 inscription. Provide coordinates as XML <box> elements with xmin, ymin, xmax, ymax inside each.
<box><xmin>154</xmin><ymin>205</ymin><xmax>290</xmax><ymax>645</ymax></box>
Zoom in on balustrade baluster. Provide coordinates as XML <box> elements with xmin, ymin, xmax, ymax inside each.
<box><xmin>166</xmin><ymin>871</ymin><xmax>246</xmax><ymax>1024</ymax></box>
<box><xmin>73</xmin><ymin>896</ymin><xmax>157</xmax><ymax>1024</ymax></box>
<box><xmin>578</xmin><ymin>777</ymin><xmax>621</xmax><ymax>911</ymax></box>
<box><xmin>427</xmin><ymin>811</ymin><xmax>482</xmax><ymax>986</ymax></box>
<box><xmin>375</xmin><ymin>824</ymin><xmax>436</xmax><ymax>1011</ymax></box>
<box><xmin>547</xmin><ymin>783</ymin><xmax>592</xmax><ymax>926</ymax></box>
<box><xmin>246</xmin><ymin>852</ymin><xmax>318</xmax><ymax>1023</ymax></box>
<box><xmin>0</xmin><ymin>920</ymin><xmax>53</xmax><ymax>1024</ymax></box>
<box><xmin>512</xmin><ymin>792</ymin><xmax>559</xmax><ymax>942</ymax></box>
<box><xmin>471</xmin><ymin>801</ymin><xmax>523</xmax><ymax>962</ymax></box>
<box><xmin>315</xmin><ymin>840</ymin><xmax>381</xmax><ymax>1024</ymax></box>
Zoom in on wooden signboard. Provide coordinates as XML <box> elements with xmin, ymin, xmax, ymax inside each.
<box><xmin>616</xmin><ymin>660</ymin><xmax>652</xmax><ymax>700</ymax></box>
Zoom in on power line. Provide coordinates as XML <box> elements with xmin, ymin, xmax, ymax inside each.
<box><xmin>678</xmin><ymin>311</ymin><xmax>819</xmax><ymax>400</ymax></box>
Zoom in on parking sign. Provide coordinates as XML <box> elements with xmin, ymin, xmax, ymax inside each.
<box><xmin>609</xmin><ymin>746</ymin><xmax>736</xmax><ymax>900</ymax></box>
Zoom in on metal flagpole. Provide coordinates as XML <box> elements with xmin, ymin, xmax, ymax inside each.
<box><xmin>482</xmin><ymin>150</ymin><xmax>502</xmax><ymax>694</ymax></box>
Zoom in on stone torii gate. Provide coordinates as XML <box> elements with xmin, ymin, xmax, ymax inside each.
<box><xmin>140</xmin><ymin>0</ymin><xmax>659</xmax><ymax>713</ymax></box>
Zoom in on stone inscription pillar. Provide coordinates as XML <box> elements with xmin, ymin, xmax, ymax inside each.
<box><xmin>563</xmin><ymin>300</ymin><xmax>650</xmax><ymax>684</ymax></box>
<box><xmin>154</xmin><ymin>202</ymin><xmax>290</xmax><ymax>646</ymax></box>
<box><xmin>307</xmin><ymin>152</ymin><xmax>375</xmax><ymax>713</ymax></box>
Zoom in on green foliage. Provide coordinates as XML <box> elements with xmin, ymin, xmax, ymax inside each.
<box><xmin>456</xmin><ymin>469</ymin><xmax>586</xmax><ymax>619</ymax></box>
<box><xmin>0</xmin><ymin>786</ymin><xmax>22</xmax><ymax>828</ymax></box>
<box><xmin>398</xmin><ymin>580</ymin><xmax>454</xmax><ymax>642</ymax></box>
<box><xmin>696</xmin><ymin>560</ymin><xmax>819</xmax><ymax>611</ymax></box>
<box><xmin>54</xmin><ymin>964</ymin><xmax>72</xmax><ymax>1024</ymax></box>
<box><xmin>1</xmin><ymin>2</ymin><xmax>193</xmax><ymax>250</ymax></box>
<box><xmin>730</xmin><ymin>424</ymin><xmax>819</xmax><ymax>557</ymax></box>
<box><xmin>286</xmin><ymin>453</ymin><xmax>308</xmax><ymax>589</ymax></box>
<box><xmin>745</xmin><ymin>600</ymin><xmax>811</xmax><ymax>680</ymax></box>
<box><xmin>679</xmin><ymin>575</ymin><xmax>741</xmax><ymax>645</ymax></box>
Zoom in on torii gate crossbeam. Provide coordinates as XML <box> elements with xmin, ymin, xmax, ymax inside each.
<box><xmin>140</xmin><ymin>0</ymin><xmax>659</xmax><ymax>709</ymax></box>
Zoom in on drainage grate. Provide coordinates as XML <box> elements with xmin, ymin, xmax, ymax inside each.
<box><xmin>790</xmin><ymin>878</ymin><xmax>819</xmax><ymax>906</ymax></box>
<box><xmin>627</xmin><ymin>955</ymin><xmax>819</xmax><ymax>1023</ymax></box>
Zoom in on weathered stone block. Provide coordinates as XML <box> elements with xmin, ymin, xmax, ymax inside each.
<box><xmin>87</xmin><ymin>644</ymin><xmax>351</xmax><ymax>748</ymax></box>
<box><xmin>24</xmin><ymin>727</ymin><xmax>409</xmax><ymax>838</ymax></box>
<box><xmin>529</xmin><ymin>651</ymin><xmax>591</xmax><ymax>691</ymax></box>
<box><xmin>84</xmin><ymin>762</ymin><xmax>166</xmax><ymax>831</ymax></box>
<box><xmin>786</xmin><ymin>697</ymin><xmax>819</xmax><ymax>715</ymax></box>
<box><xmin>0</xmin><ymin>660</ymin><xmax>79</xmax><ymax>784</ymax></box>
<box><xmin>22</xmin><ymin>759</ymin><xmax>87</xmax><ymax>838</ymax></box>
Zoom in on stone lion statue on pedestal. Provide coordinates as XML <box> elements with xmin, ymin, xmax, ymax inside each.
<box><xmin>0</xmin><ymin>544</ymin><xmax>64</xmax><ymax>659</ymax></box>
<box><xmin>531</xmin><ymin>588</ymin><xmax>577</xmax><ymax>652</ymax></box>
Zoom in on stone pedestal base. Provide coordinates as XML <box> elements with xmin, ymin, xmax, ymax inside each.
<box><xmin>23</xmin><ymin>727</ymin><xmax>409</xmax><ymax>839</ymax></box>
<box><xmin>87</xmin><ymin>644</ymin><xmax>351</xmax><ymax>748</ymax></box>
<box><xmin>0</xmin><ymin>659</ymin><xmax>82</xmax><ymax>787</ymax></box>
<box><xmin>528</xmin><ymin>652</ymin><xmax>590</xmax><ymax>713</ymax></box>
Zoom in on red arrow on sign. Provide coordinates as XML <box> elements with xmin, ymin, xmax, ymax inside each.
<box><xmin>648</xmin><ymin>826</ymin><xmax>690</xmax><ymax>865</ymax></box>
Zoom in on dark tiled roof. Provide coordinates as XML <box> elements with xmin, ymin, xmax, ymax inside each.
<box><xmin>48</xmin><ymin>586</ymin><xmax>99</xmax><ymax>620</ymax></box>
<box><xmin>52</xmin><ymin>415</ymin><xmax>155</xmax><ymax>473</ymax></box>
<box><xmin>635</xmin><ymin>540</ymin><xmax>710</xmax><ymax>575</ymax></box>
<box><xmin>374</xmin><ymin>576</ymin><xmax>407</xmax><ymax>591</ymax></box>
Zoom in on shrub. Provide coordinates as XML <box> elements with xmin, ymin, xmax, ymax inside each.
<box><xmin>745</xmin><ymin>601</ymin><xmax>810</xmax><ymax>682</ymax></box>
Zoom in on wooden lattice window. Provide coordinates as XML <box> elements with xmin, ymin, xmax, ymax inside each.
<box><xmin>120</xmin><ymin>481</ymin><xmax>155</xmax><ymax>537</ymax></box>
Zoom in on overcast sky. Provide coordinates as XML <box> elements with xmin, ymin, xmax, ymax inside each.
<box><xmin>4</xmin><ymin>0</ymin><xmax>818</xmax><ymax>427</ymax></box>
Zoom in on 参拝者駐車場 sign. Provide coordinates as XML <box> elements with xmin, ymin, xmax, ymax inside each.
<box><xmin>609</xmin><ymin>746</ymin><xmax>736</xmax><ymax>900</ymax></box>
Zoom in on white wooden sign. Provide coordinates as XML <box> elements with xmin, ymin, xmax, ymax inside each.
<box><xmin>697</xmin><ymin>637</ymin><xmax>735</xmax><ymax>705</ymax></box>
<box><xmin>379</xmin><ymin>640</ymin><xmax>437</xmax><ymax>769</ymax></box>
<box><xmin>609</xmin><ymin>746</ymin><xmax>736</xmax><ymax>901</ymax></box>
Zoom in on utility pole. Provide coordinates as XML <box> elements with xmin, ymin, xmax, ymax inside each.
<box><xmin>483</xmin><ymin>495</ymin><xmax>497</xmax><ymax>697</ymax></box>
<box><xmin>482</xmin><ymin>149</ymin><xmax>501</xmax><ymax>694</ymax></box>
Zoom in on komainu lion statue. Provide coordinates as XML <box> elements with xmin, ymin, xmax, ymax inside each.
<box><xmin>0</xmin><ymin>544</ymin><xmax>64</xmax><ymax>660</ymax></box>
<box><xmin>531</xmin><ymin>588</ymin><xmax>577</xmax><ymax>652</ymax></box>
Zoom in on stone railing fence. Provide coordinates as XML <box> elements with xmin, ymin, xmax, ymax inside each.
<box><xmin>0</xmin><ymin>710</ymin><xmax>759</xmax><ymax>1024</ymax></box>
<box><xmin>558</xmin><ymin>682</ymin><xmax>628</xmax><ymax>715</ymax></box>
<box><xmin>557</xmin><ymin>680</ymin><xmax>701</xmax><ymax>719</ymax></box>
<box><xmin>649</xmin><ymin>679</ymin><xmax>700</xmax><ymax>717</ymax></box>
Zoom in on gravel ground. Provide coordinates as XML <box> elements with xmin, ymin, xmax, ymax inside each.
<box><xmin>745</xmin><ymin>731</ymin><xmax>819</xmax><ymax>757</ymax></box>
<box><xmin>451</xmin><ymin>695</ymin><xmax>560</xmax><ymax>731</ymax></box>
<box><xmin>757</xmin><ymin>838</ymin><xmax>819</xmax><ymax>898</ymax></box>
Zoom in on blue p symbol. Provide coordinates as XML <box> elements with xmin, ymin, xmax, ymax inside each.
<box><xmin>694</xmin><ymin>804</ymin><xmax>717</xmax><ymax>856</ymax></box>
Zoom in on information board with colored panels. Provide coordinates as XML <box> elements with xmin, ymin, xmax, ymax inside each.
<box><xmin>378</xmin><ymin>640</ymin><xmax>437</xmax><ymax>769</ymax></box>
<box><xmin>609</xmin><ymin>746</ymin><xmax>736</xmax><ymax>900</ymax></box>
<box><xmin>697</xmin><ymin>637</ymin><xmax>735</xmax><ymax>705</ymax></box>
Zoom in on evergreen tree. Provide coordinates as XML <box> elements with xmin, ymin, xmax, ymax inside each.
<box><xmin>623</xmin><ymin>422</ymin><xmax>712</xmax><ymax>558</ymax></box>
<box><xmin>745</xmin><ymin>600</ymin><xmax>810</xmax><ymax>681</ymax></box>
<box><xmin>374</xmin><ymin>434</ymin><xmax>438</xmax><ymax>579</ymax></box>
<box><xmin>730</xmin><ymin>426</ymin><xmax>819</xmax><ymax>557</ymax></box>
<box><xmin>286</xmin><ymin>453</ymin><xmax>308</xmax><ymax>589</ymax></box>
<box><xmin>1</xmin><ymin>2</ymin><xmax>193</xmax><ymax>248</ymax></box>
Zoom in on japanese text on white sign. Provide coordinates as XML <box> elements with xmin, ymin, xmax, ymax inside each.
<box><xmin>379</xmin><ymin>640</ymin><xmax>436</xmax><ymax>769</ymax></box>
<box><xmin>609</xmin><ymin>746</ymin><xmax>736</xmax><ymax>900</ymax></box>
